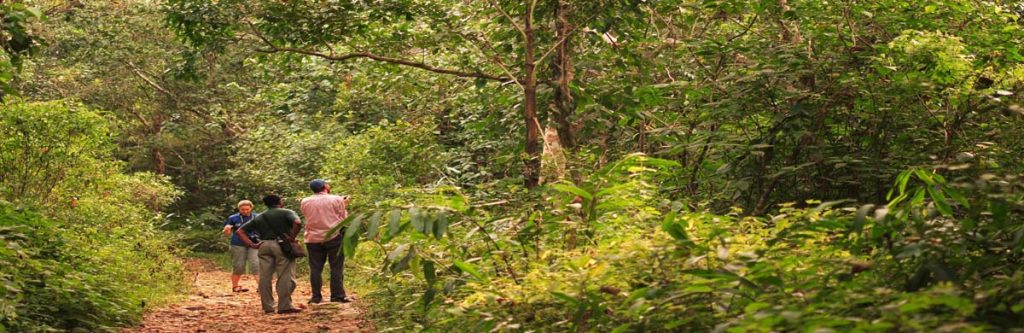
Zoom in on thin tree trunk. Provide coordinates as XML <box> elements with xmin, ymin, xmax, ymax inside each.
<box><xmin>551</xmin><ymin>0</ymin><xmax>576</xmax><ymax>149</ymax></box>
<box><xmin>152</xmin><ymin>146</ymin><xmax>165</xmax><ymax>175</ymax></box>
<box><xmin>523</xmin><ymin>6</ymin><xmax>542</xmax><ymax>189</ymax></box>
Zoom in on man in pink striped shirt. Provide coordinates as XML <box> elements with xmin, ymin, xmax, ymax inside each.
<box><xmin>300</xmin><ymin>179</ymin><xmax>351</xmax><ymax>303</ymax></box>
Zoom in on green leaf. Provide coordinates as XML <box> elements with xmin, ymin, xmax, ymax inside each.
<box><xmin>944</xmin><ymin>188</ymin><xmax>970</xmax><ymax>208</ymax></box>
<box><xmin>343</xmin><ymin>231</ymin><xmax>360</xmax><ymax>257</ymax></box>
<box><xmin>423</xmin><ymin>260</ymin><xmax>436</xmax><ymax>285</ymax></box>
<box><xmin>661</xmin><ymin>211</ymin><xmax>689</xmax><ymax>242</ymax></box>
<box><xmin>611</xmin><ymin>324</ymin><xmax>632</xmax><ymax>333</ymax></box>
<box><xmin>388</xmin><ymin>209</ymin><xmax>403</xmax><ymax>237</ymax></box>
<box><xmin>344</xmin><ymin>213</ymin><xmax>365</xmax><ymax>239</ymax></box>
<box><xmin>26</xmin><ymin>7</ymin><xmax>43</xmax><ymax>19</ymax></box>
<box><xmin>325</xmin><ymin>214</ymin><xmax>358</xmax><ymax>240</ymax></box>
<box><xmin>926</xmin><ymin>186</ymin><xmax>953</xmax><ymax>216</ymax></box>
<box><xmin>366</xmin><ymin>211</ymin><xmax>383</xmax><ymax>239</ymax></box>
<box><xmin>388</xmin><ymin>244</ymin><xmax>410</xmax><ymax>261</ymax></box>
<box><xmin>421</xmin><ymin>286</ymin><xmax>437</xmax><ymax>309</ymax></box>
<box><xmin>434</xmin><ymin>211</ymin><xmax>448</xmax><ymax>239</ymax></box>
<box><xmin>681</xmin><ymin>269</ymin><xmax>760</xmax><ymax>291</ymax></box>
<box><xmin>410</xmin><ymin>207</ymin><xmax>424</xmax><ymax>233</ymax></box>
<box><xmin>853</xmin><ymin>204</ymin><xmax>874</xmax><ymax>234</ymax></box>
<box><xmin>390</xmin><ymin>245</ymin><xmax>415</xmax><ymax>273</ymax></box>
<box><xmin>342</xmin><ymin>214</ymin><xmax>365</xmax><ymax>257</ymax></box>
<box><xmin>896</xmin><ymin>170</ymin><xmax>912</xmax><ymax>197</ymax></box>
<box><xmin>452</xmin><ymin>260</ymin><xmax>486</xmax><ymax>281</ymax></box>
<box><xmin>550</xmin><ymin>291</ymin><xmax>577</xmax><ymax>304</ymax></box>
<box><xmin>422</xmin><ymin>212</ymin><xmax>435</xmax><ymax>236</ymax></box>
<box><xmin>914</xmin><ymin>169</ymin><xmax>935</xmax><ymax>185</ymax></box>
<box><xmin>910</xmin><ymin>188</ymin><xmax>926</xmax><ymax>206</ymax></box>
<box><xmin>549</xmin><ymin>183</ymin><xmax>593</xmax><ymax>201</ymax></box>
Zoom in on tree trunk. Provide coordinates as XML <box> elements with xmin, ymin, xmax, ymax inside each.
<box><xmin>152</xmin><ymin>146</ymin><xmax>165</xmax><ymax>175</ymax></box>
<box><xmin>523</xmin><ymin>6</ymin><xmax>542</xmax><ymax>189</ymax></box>
<box><xmin>551</xmin><ymin>0</ymin><xmax>576</xmax><ymax>149</ymax></box>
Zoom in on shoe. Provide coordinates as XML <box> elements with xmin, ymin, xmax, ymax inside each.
<box><xmin>233</xmin><ymin>286</ymin><xmax>249</xmax><ymax>293</ymax></box>
<box><xmin>330</xmin><ymin>297</ymin><xmax>351</xmax><ymax>303</ymax></box>
<box><xmin>277</xmin><ymin>308</ymin><xmax>303</xmax><ymax>314</ymax></box>
<box><xmin>264</xmin><ymin>309</ymin><xmax>275</xmax><ymax>314</ymax></box>
<box><xmin>308</xmin><ymin>297</ymin><xmax>322</xmax><ymax>304</ymax></box>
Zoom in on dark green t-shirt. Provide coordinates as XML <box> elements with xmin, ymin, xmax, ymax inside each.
<box><xmin>241</xmin><ymin>208</ymin><xmax>301</xmax><ymax>240</ymax></box>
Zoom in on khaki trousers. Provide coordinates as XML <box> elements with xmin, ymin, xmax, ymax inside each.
<box><xmin>257</xmin><ymin>240</ymin><xmax>296</xmax><ymax>313</ymax></box>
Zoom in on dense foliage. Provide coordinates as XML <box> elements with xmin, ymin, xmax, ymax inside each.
<box><xmin>0</xmin><ymin>100</ymin><xmax>186</xmax><ymax>331</ymax></box>
<box><xmin>3</xmin><ymin>0</ymin><xmax>1024</xmax><ymax>331</ymax></box>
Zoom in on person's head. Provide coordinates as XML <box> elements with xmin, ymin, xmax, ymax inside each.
<box><xmin>310</xmin><ymin>179</ymin><xmax>330</xmax><ymax>193</ymax></box>
<box><xmin>262</xmin><ymin>194</ymin><xmax>283</xmax><ymax>208</ymax></box>
<box><xmin>237</xmin><ymin>200</ymin><xmax>253</xmax><ymax>215</ymax></box>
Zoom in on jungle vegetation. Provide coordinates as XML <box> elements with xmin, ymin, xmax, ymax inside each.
<box><xmin>2</xmin><ymin>0</ymin><xmax>1024</xmax><ymax>331</ymax></box>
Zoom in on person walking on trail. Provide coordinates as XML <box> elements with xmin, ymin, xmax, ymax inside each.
<box><xmin>300</xmin><ymin>179</ymin><xmax>351</xmax><ymax>304</ymax></box>
<box><xmin>237</xmin><ymin>194</ymin><xmax>304</xmax><ymax>314</ymax></box>
<box><xmin>222</xmin><ymin>200</ymin><xmax>259</xmax><ymax>293</ymax></box>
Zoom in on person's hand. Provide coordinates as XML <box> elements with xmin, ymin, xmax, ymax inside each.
<box><xmin>222</xmin><ymin>225</ymin><xmax>232</xmax><ymax>236</ymax></box>
<box><xmin>248</xmin><ymin>241</ymin><xmax>261</xmax><ymax>249</ymax></box>
<box><xmin>342</xmin><ymin>195</ymin><xmax>351</xmax><ymax>204</ymax></box>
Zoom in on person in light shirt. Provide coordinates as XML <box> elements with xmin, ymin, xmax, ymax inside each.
<box><xmin>222</xmin><ymin>200</ymin><xmax>259</xmax><ymax>293</ymax></box>
<box><xmin>299</xmin><ymin>179</ymin><xmax>351</xmax><ymax>303</ymax></box>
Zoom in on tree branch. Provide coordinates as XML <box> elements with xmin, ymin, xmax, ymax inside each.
<box><xmin>486</xmin><ymin>0</ymin><xmax>527</xmax><ymax>40</ymax></box>
<box><xmin>534</xmin><ymin>11</ymin><xmax>599</xmax><ymax>66</ymax></box>
<box><xmin>248</xmin><ymin>22</ymin><xmax>513</xmax><ymax>82</ymax></box>
<box><xmin>127</xmin><ymin>61</ymin><xmax>175</xmax><ymax>100</ymax></box>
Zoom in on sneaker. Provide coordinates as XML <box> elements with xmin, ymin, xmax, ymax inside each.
<box><xmin>277</xmin><ymin>308</ymin><xmax>303</xmax><ymax>314</ymax></box>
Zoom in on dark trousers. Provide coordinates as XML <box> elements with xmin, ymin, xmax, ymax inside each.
<box><xmin>306</xmin><ymin>235</ymin><xmax>345</xmax><ymax>300</ymax></box>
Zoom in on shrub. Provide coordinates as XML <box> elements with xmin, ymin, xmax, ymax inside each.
<box><xmin>0</xmin><ymin>100</ymin><xmax>187</xmax><ymax>331</ymax></box>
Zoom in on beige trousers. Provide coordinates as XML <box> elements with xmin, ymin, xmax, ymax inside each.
<box><xmin>257</xmin><ymin>240</ymin><xmax>296</xmax><ymax>313</ymax></box>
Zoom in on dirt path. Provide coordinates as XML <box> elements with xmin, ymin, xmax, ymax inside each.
<box><xmin>123</xmin><ymin>259</ymin><xmax>371</xmax><ymax>333</ymax></box>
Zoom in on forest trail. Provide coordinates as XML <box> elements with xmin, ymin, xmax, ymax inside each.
<box><xmin>122</xmin><ymin>259</ymin><xmax>371</xmax><ymax>333</ymax></box>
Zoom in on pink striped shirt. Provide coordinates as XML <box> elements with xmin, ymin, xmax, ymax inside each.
<box><xmin>300</xmin><ymin>193</ymin><xmax>349</xmax><ymax>243</ymax></box>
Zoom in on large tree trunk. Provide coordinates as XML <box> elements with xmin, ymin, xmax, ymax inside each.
<box><xmin>523</xmin><ymin>6</ymin><xmax>542</xmax><ymax>189</ymax></box>
<box><xmin>551</xmin><ymin>0</ymin><xmax>576</xmax><ymax>149</ymax></box>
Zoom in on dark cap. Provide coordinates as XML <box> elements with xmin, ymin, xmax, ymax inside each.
<box><xmin>310</xmin><ymin>179</ymin><xmax>327</xmax><ymax>193</ymax></box>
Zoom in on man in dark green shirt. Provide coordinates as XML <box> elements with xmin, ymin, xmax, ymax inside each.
<box><xmin>238</xmin><ymin>194</ymin><xmax>303</xmax><ymax>314</ymax></box>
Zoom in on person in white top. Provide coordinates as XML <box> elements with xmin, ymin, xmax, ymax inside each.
<box><xmin>299</xmin><ymin>179</ymin><xmax>351</xmax><ymax>303</ymax></box>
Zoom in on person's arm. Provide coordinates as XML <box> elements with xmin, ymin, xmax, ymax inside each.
<box><xmin>289</xmin><ymin>218</ymin><xmax>302</xmax><ymax>241</ymax></box>
<box><xmin>237</xmin><ymin>228</ymin><xmax>259</xmax><ymax>249</ymax></box>
<box><xmin>238</xmin><ymin>216</ymin><xmax>261</xmax><ymax>248</ymax></box>
<box><xmin>287</xmin><ymin>210</ymin><xmax>302</xmax><ymax>240</ymax></box>
<box><xmin>337</xmin><ymin>196</ymin><xmax>350</xmax><ymax>220</ymax></box>
<box><xmin>222</xmin><ymin>217</ymin><xmax>234</xmax><ymax>236</ymax></box>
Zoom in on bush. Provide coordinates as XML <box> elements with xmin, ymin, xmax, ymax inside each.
<box><xmin>0</xmin><ymin>202</ymin><xmax>186</xmax><ymax>332</ymax></box>
<box><xmin>0</xmin><ymin>100</ymin><xmax>187</xmax><ymax>331</ymax></box>
<box><xmin>337</xmin><ymin>156</ymin><xmax>1024</xmax><ymax>332</ymax></box>
<box><xmin>0</xmin><ymin>100</ymin><xmax>112</xmax><ymax>206</ymax></box>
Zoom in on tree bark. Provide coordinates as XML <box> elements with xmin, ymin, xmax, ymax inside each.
<box><xmin>523</xmin><ymin>6</ymin><xmax>542</xmax><ymax>189</ymax></box>
<box><xmin>551</xmin><ymin>0</ymin><xmax>576</xmax><ymax>149</ymax></box>
<box><xmin>152</xmin><ymin>146</ymin><xmax>165</xmax><ymax>175</ymax></box>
